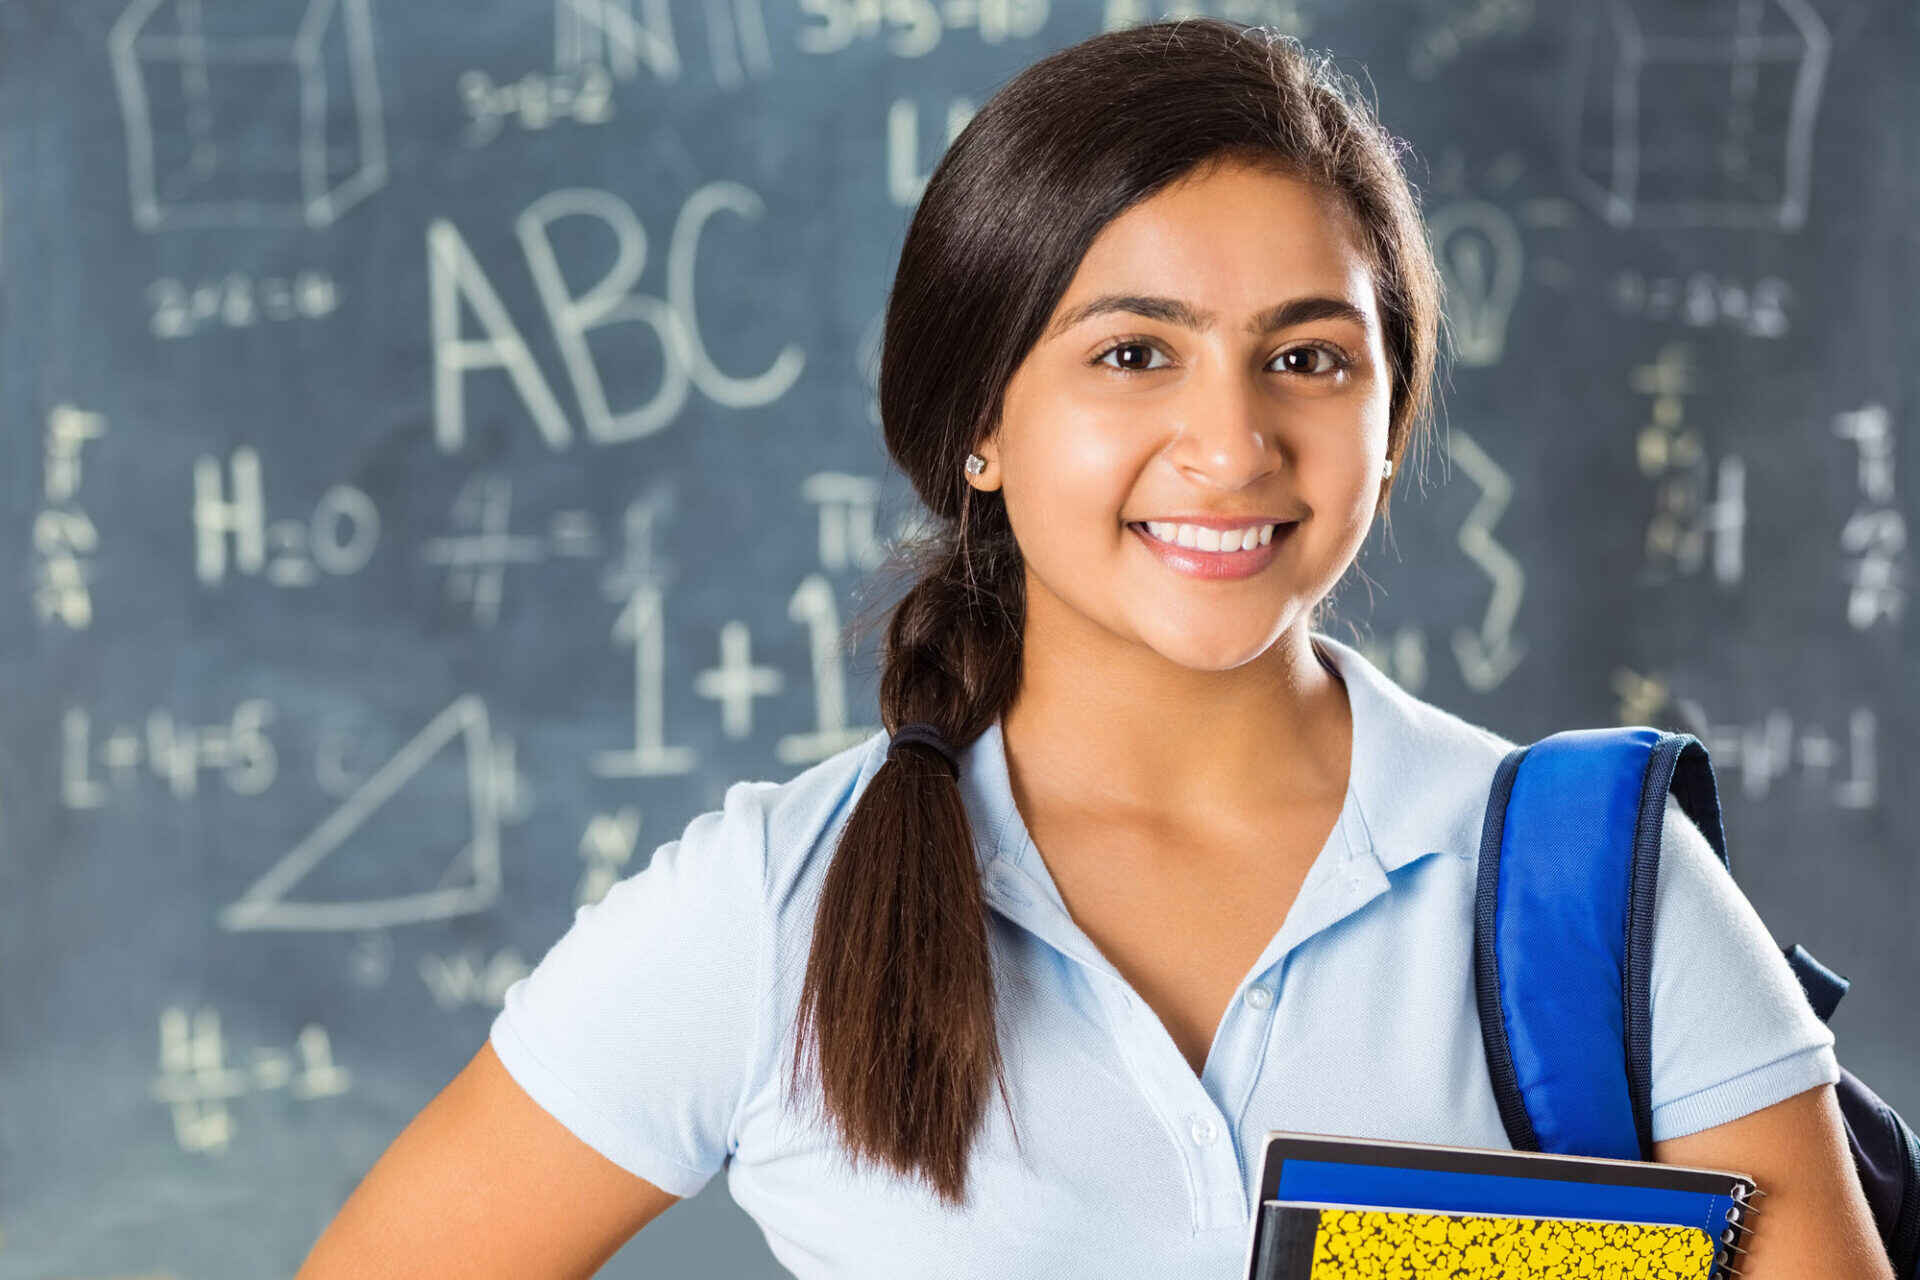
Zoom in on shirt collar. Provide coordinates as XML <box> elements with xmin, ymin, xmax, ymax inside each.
<box><xmin>1310</xmin><ymin>631</ymin><xmax>1509</xmax><ymax>876</ymax></box>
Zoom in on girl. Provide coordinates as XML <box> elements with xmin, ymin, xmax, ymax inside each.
<box><xmin>298</xmin><ymin>19</ymin><xmax>1887</xmax><ymax>1278</ymax></box>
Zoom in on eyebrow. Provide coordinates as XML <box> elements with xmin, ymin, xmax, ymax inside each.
<box><xmin>1045</xmin><ymin>293</ymin><xmax>1372</xmax><ymax>342</ymax></box>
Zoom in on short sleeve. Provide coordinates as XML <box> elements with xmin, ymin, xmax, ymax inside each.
<box><xmin>488</xmin><ymin>779</ymin><xmax>772</xmax><ymax>1198</ymax></box>
<box><xmin>1647</xmin><ymin>795</ymin><xmax>1840</xmax><ymax>1141</ymax></box>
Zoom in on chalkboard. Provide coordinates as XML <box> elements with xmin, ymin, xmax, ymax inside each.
<box><xmin>1</xmin><ymin>0</ymin><xmax>1913</xmax><ymax>1274</ymax></box>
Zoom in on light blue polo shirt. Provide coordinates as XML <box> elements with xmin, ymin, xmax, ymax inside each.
<box><xmin>488</xmin><ymin>632</ymin><xmax>1838</xmax><ymax>1277</ymax></box>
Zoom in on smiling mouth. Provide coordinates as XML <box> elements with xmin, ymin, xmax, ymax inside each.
<box><xmin>1125</xmin><ymin>520</ymin><xmax>1296</xmax><ymax>552</ymax></box>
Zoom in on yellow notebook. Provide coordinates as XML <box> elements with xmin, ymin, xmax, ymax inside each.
<box><xmin>1245</xmin><ymin>1132</ymin><xmax>1763</xmax><ymax>1280</ymax></box>
<box><xmin>1255</xmin><ymin>1200</ymin><xmax>1721</xmax><ymax>1279</ymax></box>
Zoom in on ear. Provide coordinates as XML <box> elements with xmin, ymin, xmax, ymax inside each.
<box><xmin>963</xmin><ymin>440</ymin><xmax>1002</xmax><ymax>490</ymax></box>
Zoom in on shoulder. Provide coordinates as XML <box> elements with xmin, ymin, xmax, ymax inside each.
<box><xmin>744</xmin><ymin>727</ymin><xmax>893</xmax><ymax>904</ymax></box>
<box><xmin>566</xmin><ymin>728</ymin><xmax>890</xmax><ymax>958</ymax></box>
<box><xmin>1647</xmin><ymin>792</ymin><xmax>1839</xmax><ymax>1137</ymax></box>
<box><xmin>1397</xmin><ymin>701</ymin><xmax>1515</xmax><ymax>869</ymax></box>
<box><xmin>681</xmin><ymin>728</ymin><xmax>904</xmax><ymax>994</ymax></box>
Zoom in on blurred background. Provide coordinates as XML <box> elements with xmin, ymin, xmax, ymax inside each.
<box><xmin>0</xmin><ymin>0</ymin><xmax>1913</xmax><ymax>1274</ymax></box>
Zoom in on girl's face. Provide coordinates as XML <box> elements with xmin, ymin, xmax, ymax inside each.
<box><xmin>968</xmin><ymin>159</ymin><xmax>1394</xmax><ymax>673</ymax></box>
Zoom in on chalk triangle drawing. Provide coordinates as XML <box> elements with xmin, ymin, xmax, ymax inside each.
<box><xmin>221</xmin><ymin>695</ymin><xmax>501</xmax><ymax>931</ymax></box>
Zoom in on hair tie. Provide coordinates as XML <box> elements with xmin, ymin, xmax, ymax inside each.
<box><xmin>887</xmin><ymin>721</ymin><xmax>960</xmax><ymax>780</ymax></box>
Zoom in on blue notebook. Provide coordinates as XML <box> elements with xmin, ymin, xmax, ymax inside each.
<box><xmin>1244</xmin><ymin>1131</ymin><xmax>1764</xmax><ymax>1280</ymax></box>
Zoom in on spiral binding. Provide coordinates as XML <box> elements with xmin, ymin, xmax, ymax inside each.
<box><xmin>1715</xmin><ymin>1182</ymin><xmax>1768</xmax><ymax>1279</ymax></box>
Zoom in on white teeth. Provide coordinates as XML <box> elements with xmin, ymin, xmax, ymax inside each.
<box><xmin>1141</xmin><ymin>521</ymin><xmax>1281</xmax><ymax>551</ymax></box>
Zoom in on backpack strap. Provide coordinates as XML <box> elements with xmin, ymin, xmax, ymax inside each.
<box><xmin>1475</xmin><ymin>729</ymin><xmax>1920</xmax><ymax>1277</ymax></box>
<box><xmin>1473</xmin><ymin>726</ymin><xmax>1727</xmax><ymax>1162</ymax></box>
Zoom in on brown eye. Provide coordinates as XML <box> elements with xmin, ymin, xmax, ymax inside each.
<box><xmin>1093</xmin><ymin>341</ymin><xmax>1171</xmax><ymax>373</ymax></box>
<box><xmin>1273</xmin><ymin>345</ymin><xmax>1346</xmax><ymax>376</ymax></box>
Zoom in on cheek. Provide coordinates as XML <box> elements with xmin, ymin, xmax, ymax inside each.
<box><xmin>1002</xmin><ymin>409</ymin><xmax>1138</xmax><ymax>541</ymax></box>
<box><xmin>1312</xmin><ymin>382</ymin><xmax>1391</xmax><ymax>498</ymax></box>
<box><xmin>1295</xmin><ymin>433</ymin><xmax>1384</xmax><ymax>550</ymax></box>
<box><xmin>1301</xmin><ymin>426</ymin><xmax>1377</xmax><ymax>496</ymax></box>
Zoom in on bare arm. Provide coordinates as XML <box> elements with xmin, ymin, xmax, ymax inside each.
<box><xmin>295</xmin><ymin>1041</ymin><xmax>682</xmax><ymax>1279</ymax></box>
<box><xmin>1653</xmin><ymin>1082</ymin><xmax>1890</xmax><ymax>1280</ymax></box>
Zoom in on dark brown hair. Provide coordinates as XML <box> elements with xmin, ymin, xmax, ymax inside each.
<box><xmin>786</xmin><ymin>17</ymin><xmax>1446</xmax><ymax>1208</ymax></box>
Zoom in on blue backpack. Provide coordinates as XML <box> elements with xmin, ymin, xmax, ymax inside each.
<box><xmin>1473</xmin><ymin>726</ymin><xmax>1920</xmax><ymax>1277</ymax></box>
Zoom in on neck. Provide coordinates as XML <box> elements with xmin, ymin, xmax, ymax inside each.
<box><xmin>999</xmin><ymin>591</ymin><xmax>1352</xmax><ymax>827</ymax></box>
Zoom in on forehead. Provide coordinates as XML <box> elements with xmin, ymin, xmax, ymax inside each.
<box><xmin>1060</xmin><ymin>161</ymin><xmax>1375</xmax><ymax>315</ymax></box>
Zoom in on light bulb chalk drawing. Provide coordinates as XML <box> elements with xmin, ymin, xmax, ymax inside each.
<box><xmin>1445</xmin><ymin>429</ymin><xmax>1527</xmax><ymax>692</ymax></box>
<box><xmin>1428</xmin><ymin>199</ymin><xmax>1525</xmax><ymax>368</ymax></box>
<box><xmin>1562</xmin><ymin>0</ymin><xmax>1829</xmax><ymax>231</ymax></box>
<box><xmin>109</xmin><ymin>0</ymin><xmax>388</xmax><ymax>231</ymax></box>
<box><xmin>220</xmin><ymin>695</ymin><xmax>517</xmax><ymax>931</ymax></box>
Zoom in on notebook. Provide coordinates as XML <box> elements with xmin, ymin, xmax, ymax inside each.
<box><xmin>1243</xmin><ymin>1132</ymin><xmax>1764</xmax><ymax>1280</ymax></box>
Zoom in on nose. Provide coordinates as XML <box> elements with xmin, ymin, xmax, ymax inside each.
<box><xmin>1161</xmin><ymin>369</ymin><xmax>1286</xmax><ymax>492</ymax></box>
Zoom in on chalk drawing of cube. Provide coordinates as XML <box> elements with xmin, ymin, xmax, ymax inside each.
<box><xmin>109</xmin><ymin>0</ymin><xmax>388</xmax><ymax>231</ymax></box>
<box><xmin>1563</xmin><ymin>0</ymin><xmax>1829</xmax><ymax>231</ymax></box>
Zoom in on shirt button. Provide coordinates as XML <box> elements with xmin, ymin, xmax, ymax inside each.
<box><xmin>1189</xmin><ymin>1116</ymin><xmax>1219</xmax><ymax>1146</ymax></box>
<box><xmin>1244</xmin><ymin>985</ymin><xmax>1273</xmax><ymax>1010</ymax></box>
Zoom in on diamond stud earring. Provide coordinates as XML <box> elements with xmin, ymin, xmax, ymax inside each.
<box><xmin>965</xmin><ymin>452</ymin><xmax>987</xmax><ymax>476</ymax></box>
<box><xmin>1381</xmin><ymin>458</ymin><xmax>1394</xmax><ymax>479</ymax></box>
